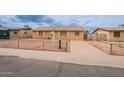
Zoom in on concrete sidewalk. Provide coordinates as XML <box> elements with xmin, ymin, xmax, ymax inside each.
<box><xmin>0</xmin><ymin>48</ymin><xmax>73</xmax><ymax>64</ymax></box>
<box><xmin>0</xmin><ymin>41</ymin><xmax>124</xmax><ymax>68</ymax></box>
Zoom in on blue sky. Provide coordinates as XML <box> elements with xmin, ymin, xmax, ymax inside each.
<box><xmin>0</xmin><ymin>15</ymin><xmax>124</xmax><ymax>30</ymax></box>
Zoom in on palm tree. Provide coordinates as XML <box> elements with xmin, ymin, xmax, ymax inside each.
<box><xmin>24</xmin><ymin>25</ymin><xmax>30</xmax><ymax>28</ymax></box>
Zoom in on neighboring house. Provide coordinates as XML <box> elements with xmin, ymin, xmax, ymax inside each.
<box><xmin>0</xmin><ymin>26</ymin><xmax>10</xmax><ymax>39</ymax></box>
<box><xmin>32</xmin><ymin>27</ymin><xmax>85</xmax><ymax>40</ymax></box>
<box><xmin>92</xmin><ymin>27</ymin><xmax>124</xmax><ymax>42</ymax></box>
<box><xmin>9</xmin><ymin>27</ymin><xmax>32</xmax><ymax>39</ymax></box>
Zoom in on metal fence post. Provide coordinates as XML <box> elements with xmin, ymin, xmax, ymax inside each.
<box><xmin>119</xmin><ymin>42</ymin><xmax>120</xmax><ymax>47</ymax></box>
<box><xmin>43</xmin><ymin>40</ymin><xmax>44</xmax><ymax>50</ymax></box>
<box><xmin>66</xmin><ymin>41</ymin><xmax>68</xmax><ymax>51</ymax></box>
<box><xmin>109</xmin><ymin>43</ymin><xmax>112</xmax><ymax>55</ymax></box>
<box><xmin>58</xmin><ymin>40</ymin><xmax>62</xmax><ymax>49</ymax></box>
<box><xmin>18</xmin><ymin>39</ymin><xmax>19</xmax><ymax>48</ymax></box>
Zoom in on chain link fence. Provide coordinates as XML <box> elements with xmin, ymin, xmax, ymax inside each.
<box><xmin>0</xmin><ymin>39</ymin><xmax>70</xmax><ymax>52</ymax></box>
<box><xmin>87</xmin><ymin>41</ymin><xmax>124</xmax><ymax>56</ymax></box>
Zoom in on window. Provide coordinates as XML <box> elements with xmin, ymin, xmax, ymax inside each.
<box><xmin>24</xmin><ymin>32</ymin><xmax>27</xmax><ymax>34</ymax></box>
<box><xmin>60</xmin><ymin>31</ymin><xmax>67</xmax><ymax>36</ymax></box>
<box><xmin>75</xmin><ymin>32</ymin><xmax>79</xmax><ymax>36</ymax></box>
<box><xmin>114</xmin><ymin>32</ymin><xmax>120</xmax><ymax>37</ymax></box>
<box><xmin>38</xmin><ymin>32</ymin><xmax>43</xmax><ymax>36</ymax></box>
<box><xmin>14</xmin><ymin>31</ymin><xmax>17</xmax><ymax>35</ymax></box>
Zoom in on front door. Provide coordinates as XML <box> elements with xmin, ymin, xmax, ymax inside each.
<box><xmin>50</xmin><ymin>31</ymin><xmax>55</xmax><ymax>46</ymax></box>
<box><xmin>50</xmin><ymin>31</ymin><xmax>55</xmax><ymax>40</ymax></box>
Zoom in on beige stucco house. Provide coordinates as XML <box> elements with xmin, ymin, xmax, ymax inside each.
<box><xmin>92</xmin><ymin>27</ymin><xmax>124</xmax><ymax>42</ymax></box>
<box><xmin>32</xmin><ymin>27</ymin><xmax>85</xmax><ymax>40</ymax></box>
<box><xmin>9</xmin><ymin>28</ymin><xmax>32</xmax><ymax>39</ymax></box>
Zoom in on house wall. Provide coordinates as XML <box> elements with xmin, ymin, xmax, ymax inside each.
<box><xmin>19</xmin><ymin>30</ymin><xmax>32</xmax><ymax>38</ymax></box>
<box><xmin>92</xmin><ymin>29</ymin><xmax>109</xmax><ymax>41</ymax></box>
<box><xmin>10</xmin><ymin>30</ymin><xmax>32</xmax><ymax>39</ymax></box>
<box><xmin>92</xmin><ymin>29</ymin><xmax>124</xmax><ymax>42</ymax></box>
<box><xmin>32</xmin><ymin>30</ymin><xmax>84</xmax><ymax>40</ymax></box>
<box><xmin>67</xmin><ymin>31</ymin><xmax>83</xmax><ymax>40</ymax></box>
<box><xmin>10</xmin><ymin>31</ymin><xmax>20</xmax><ymax>39</ymax></box>
<box><xmin>55</xmin><ymin>31</ymin><xmax>83</xmax><ymax>40</ymax></box>
<box><xmin>32</xmin><ymin>31</ymin><xmax>51</xmax><ymax>39</ymax></box>
<box><xmin>109</xmin><ymin>31</ymin><xmax>124</xmax><ymax>42</ymax></box>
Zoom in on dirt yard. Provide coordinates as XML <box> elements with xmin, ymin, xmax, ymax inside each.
<box><xmin>87</xmin><ymin>41</ymin><xmax>124</xmax><ymax>56</ymax></box>
<box><xmin>0</xmin><ymin>39</ymin><xmax>69</xmax><ymax>52</ymax></box>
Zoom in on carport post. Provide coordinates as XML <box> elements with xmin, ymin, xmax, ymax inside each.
<box><xmin>109</xmin><ymin>43</ymin><xmax>112</xmax><ymax>55</ymax></box>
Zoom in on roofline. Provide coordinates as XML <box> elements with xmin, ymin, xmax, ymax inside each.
<box><xmin>32</xmin><ymin>29</ymin><xmax>84</xmax><ymax>32</ymax></box>
<box><xmin>92</xmin><ymin>27</ymin><xmax>124</xmax><ymax>33</ymax></box>
<box><xmin>32</xmin><ymin>26</ymin><xmax>85</xmax><ymax>30</ymax></box>
<box><xmin>9</xmin><ymin>28</ymin><xmax>32</xmax><ymax>31</ymax></box>
<box><xmin>32</xmin><ymin>27</ymin><xmax>85</xmax><ymax>32</ymax></box>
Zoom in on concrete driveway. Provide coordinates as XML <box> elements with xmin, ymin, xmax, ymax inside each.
<box><xmin>0</xmin><ymin>56</ymin><xmax>124</xmax><ymax>77</ymax></box>
<box><xmin>70</xmin><ymin>41</ymin><xmax>124</xmax><ymax>68</ymax></box>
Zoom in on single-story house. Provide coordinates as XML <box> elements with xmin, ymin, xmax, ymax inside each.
<box><xmin>9</xmin><ymin>27</ymin><xmax>32</xmax><ymax>39</ymax></box>
<box><xmin>0</xmin><ymin>26</ymin><xmax>10</xmax><ymax>39</ymax></box>
<box><xmin>0</xmin><ymin>25</ymin><xmax>32</xmax><ymax>39</ymax></box>
<box><xmin>32</xmin><ymin>27</ymin><xmax>85</xmax><ymax>40</ymax></box>
<box><xmin>92</xmin><ymin>27</ymin><xmax>124</xmax><ymax>42</ymax></box>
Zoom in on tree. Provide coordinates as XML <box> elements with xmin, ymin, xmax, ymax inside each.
<box><xmin>118</xmin><ymin>24</ymin><xmax>124</xmax><ymax>27</ymax></box>
<box><xmin>24</xmin><ymin>25</ymin><xmax>30</xmax><ymax>28</ymax></box>
<box><xmin>84</xmin><ymin>30</ymin><xmax>90</xmax><ymax>40</ymax></box>
<box><xmin>0</xmin><ymin>24</ymin><xmax>2</xmax><ymax>27</ymax></box>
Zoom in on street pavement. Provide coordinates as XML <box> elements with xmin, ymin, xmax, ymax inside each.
<box><xmin>0</xmin><ymin>55</ymin><xmax>124</xmax><ymax>77</ymax></box>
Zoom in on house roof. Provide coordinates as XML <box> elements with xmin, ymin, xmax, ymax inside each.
<box><xmin>32</xmin><ymin>26</ymin><xmax>85</xmax><ymax>31</ymax></box>
<box><xmin>93</xmin><ymin>27</ymin><xmax>124</xmax><ymax>33</ymax></box>
<box><xmin>0</xmin><ymin>25</ymin><xmax>32</xmax><ymax>31</ymax></box>
<box><xmin>33</xmin><ymin>27</ymin><xmax>54</xmax><ymax>31</ymax></box>
<box><xmin>9</xmin><ymin>27</ymin><xmax>32</xmax><ymax>31</ymax></box>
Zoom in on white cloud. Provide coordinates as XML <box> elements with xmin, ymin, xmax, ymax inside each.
<box><xmin>0</xmin><ymin>15</ymin><xmax>124</xmax><ymax>30</ymax></box>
